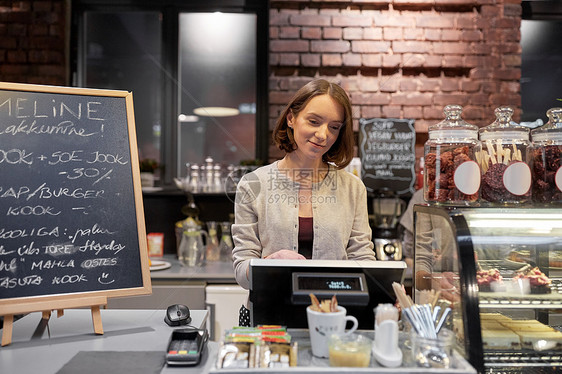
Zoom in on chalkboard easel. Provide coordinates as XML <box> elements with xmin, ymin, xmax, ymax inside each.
<box><xmin>0</xmin><ymin>82</ymin><xmax>151</xmax><ymax>346</ymax></box>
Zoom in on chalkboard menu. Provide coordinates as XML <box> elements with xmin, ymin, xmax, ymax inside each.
<box><xmin>0</xmin><ymin>83</ymin><xmax>150</xmax><ymax>306</ymax></box>
<box><xmin>359</xmin><ymin>118</ymin><xmax>416</xmax><ymax>196</ymax></box>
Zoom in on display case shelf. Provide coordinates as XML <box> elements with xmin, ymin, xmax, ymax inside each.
<box><xmin>413</xmin><ymin>205</ymin><xmax>562</xmax><ymax>374</ymax></box>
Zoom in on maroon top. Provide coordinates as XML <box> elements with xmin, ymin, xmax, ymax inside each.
<box><xmin>298</xmin><ymin>216</ymin><xmax>313</xmax><ymax>259</ymax></box>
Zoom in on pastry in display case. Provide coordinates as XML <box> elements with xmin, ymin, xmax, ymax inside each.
<box><xmin>413</xmin><ymin>205</ymin><xmax>562</xmax><ymax>373</ymax></box>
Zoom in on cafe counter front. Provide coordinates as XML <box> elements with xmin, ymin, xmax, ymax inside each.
<box><xmin>0</xmin><ymin>308</ymin><xmax>477</xmax><ymax>374</ymax></box>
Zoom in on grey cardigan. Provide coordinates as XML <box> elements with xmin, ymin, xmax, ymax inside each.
<box><xmin>232</xmin><ymin>161</ymin><xmax>376</xmax><ymax>290</ymax></box>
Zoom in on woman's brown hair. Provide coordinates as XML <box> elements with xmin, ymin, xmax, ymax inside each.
<box><xmin>272</xmin><ymin>79</ymin><xmax>354</xmax><ymax>169</ymax></box>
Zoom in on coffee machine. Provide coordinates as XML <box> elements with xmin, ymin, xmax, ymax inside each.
<box><xmin>371</xmin><ymin>188</ymin><xmax>406</xmax><ymax>261</ymax></box>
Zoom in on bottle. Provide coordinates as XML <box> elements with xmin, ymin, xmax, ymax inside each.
<box><xmin>205</xmin><ymin>221</ymin><xmax>220</xmax><ymax>261</ymax></box>
<box><xmin>218</xmin><ymin>221</ymin><xmax>234</xmax><ymax>262</ymax></box>
<box><xmin>477</xmin><ymin>106</ymin><xmax>531</xmax><ymax>204</ymax></box>
<box><xmin>424</xmin><ymin>105</ymin><xmax>481</xmax><ymax>204</ymax></box>
<box><xmin>530</xmin><ymin>107</ymin><xmax>562</xmax><ymax>204</ymax></box>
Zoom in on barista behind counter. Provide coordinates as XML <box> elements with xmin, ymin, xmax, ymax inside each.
<box><xmin>231</xmin><ymin>79</ymin><xmax>376</xmax><ymax>325</ymax></box>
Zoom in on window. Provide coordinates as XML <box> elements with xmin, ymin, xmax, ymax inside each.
<box><xmin>521</xmin><ymin>1</ymin><xmax>562</xmax><ymax>124</ymax></box>
<box><xmin>72</xmin><ymin>1</ymin><xmax>268</xmax><ymax>184</ymax></box>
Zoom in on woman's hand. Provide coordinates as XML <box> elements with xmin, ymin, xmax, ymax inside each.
<box><xmin>265</xmin><ymin>250</ymin><xmax>306</xmax><ymax>260</ymax></box>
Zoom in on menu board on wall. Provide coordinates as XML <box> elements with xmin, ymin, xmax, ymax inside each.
<box><xmin>359</xmin><ymin>118</ymin><xmax>416</xmax><ymax>196</ymax></box>
<box><xmin>0</xmin><ymin>82</ymin><xmax>151</xmax><ymax>307</ymax></box>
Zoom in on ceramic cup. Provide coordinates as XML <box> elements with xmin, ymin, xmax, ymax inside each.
<box><xmin>306</xmin><ymin>305</ymin><xmax>358</xmax><ymax>358</ymax></box>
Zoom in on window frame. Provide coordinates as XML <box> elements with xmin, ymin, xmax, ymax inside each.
<box><xmin>70</xmin><ymin>0</ymin><xmax>269</xmax><ymax>185</ymax></box>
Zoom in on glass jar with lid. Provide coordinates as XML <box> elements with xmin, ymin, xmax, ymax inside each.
<box><xmin>530</xmin><ymin>107</ymin><xmax>562</xmax><ymax>204</ymax></box>
<box><xmin>477</xmin><ymin>106</ymin><xmax>531</xmax><ymax>204</ymax></box>
<box><xmin>424</xmin><ymin>105</ymin><xmax>481</xmax><ymax>204</ymax></box>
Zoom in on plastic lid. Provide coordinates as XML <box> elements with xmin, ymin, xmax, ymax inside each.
<box><xmin>531</xmin><ymin>107</ymin><xmax>562</xmax><ymax>141</ymax></box>
<box><xmin>479</xmin><ymin>106</ymin><xmax>529</xmax><ymax>141</ymax></box>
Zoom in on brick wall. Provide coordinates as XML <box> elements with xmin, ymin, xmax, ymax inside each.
<box><xmin>0</xmin><ymin>0</ymin><xmax>67</xmax><ymax>85</ymax></box>
<box><xmin>0</xmin><ymin>1</ymin><xmax>523</xmax><ymax>161</ymax></box>
<box><xmin>268</xmin><ymin>0</ymin><xmax>523</xmax><ymax>161</ymax></box>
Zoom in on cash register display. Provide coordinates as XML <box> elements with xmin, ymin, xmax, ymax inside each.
<box><xmin>295</xmin><ymin>273</ymin><xmax>363</xmax><ymax>291</ymax></box>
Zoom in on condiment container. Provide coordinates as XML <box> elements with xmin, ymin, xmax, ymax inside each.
<box><xmin>411</xmin><ymin>328</ymin><xmax>454</xmax><ymax>369</ymax></box>
<box><xmin>530</xmin><ymin>107</ymin><xmax>562</xmax><ymax>204</ymax></box>
<box><xmin>328</xmin><ymin>333</ymin><xmax>372</xmax><ymax>368</ymax></box>
<box><xmin>424</xmin><ymin>105</ymin><xmax>481</xmax><ymax>204</ymax></box>
<box><xmin>477</xmin><ymin>106</ymin><xmax>531</xmax><ymax>204</ymax></box>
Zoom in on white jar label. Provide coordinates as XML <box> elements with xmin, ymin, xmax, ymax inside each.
<box><xmin>503</xmin><ymin>161</ymin><xmax>531</xmax><ymax>196</ymax></box>
<box><xmin>454</xmin><ymin>160</ymin><xmax>480</xmax><ymax>195</ymax></box>
<box><xmin>556</xmin><ymin>167</ymin><xmax>562</xmax><ymax>193</ymax></box>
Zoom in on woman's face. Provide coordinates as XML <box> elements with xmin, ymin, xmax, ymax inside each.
<box><xmin>287</xmin><ymin>94</ymin><xmax>344</xmax><ymax>162</ymax></box>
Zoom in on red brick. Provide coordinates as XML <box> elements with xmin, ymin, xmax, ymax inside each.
<box><xmin>404</xmin><ymin>28</ymin><xmax>424</xmax><ymax>40</ymax></box>
<box><xmin>423</xmin><ymin>55</ymin><xmax>443</xmax><ymax>68</ymax></box>
<box><xmin>269</xmin><ymin>27</ymin><xmax>279</xmax><ymax>39</ymax></box>
<box><xmin>500</xmin><ymin>81</ymin><xmax>520</xmax><ymax>94</ymax></box>
<box><xmin>469</xmin><ymin>93</ymin><xmax>490</xmax><ymax>106</ymax></box>
<box><xmin>495</xmin><ymin>68</ymin><xmax>521</xmax><ymax>81</ymax></box>
<box><xmin>321</xmin><ymin>54</ymin><xmax>342</xmax><ymax>66</ymax></box>
<box><xmin>311</xmin><ymin>40</ymin><xmax>349</xmax><ymax>53</ymax></box>
<box><xmin>423</xmin><ymin>107</ymin><xmax>444</xmax><ymax>120</ymax></box>
<box><xmin>361</xmin><ymin>106</ymin><xmax>382</xmax><ymax>119</ymax></box>
<box><xmin>440</xmin><ymin>78</ymin><xmax>460</xmax><ymax>92</ymax></box>
<box><xmin>270</xmin><ymin>91</ymin><xmax>295</xmax><ymax>105</ymax></box>
<box><xmin>481</xmin><ymin>81</ymin><xmax>501</xmax><ymax>94</ymax></box>
<box><xmin>382</xmin><ymin>105</ymin><xmax>401</xmax><ymax>118</ymax></box>
<box><xmin>503</xmin><ymin>54</ymin><xmax>521</xmax><ymax>67</ymax></box>
<box><xmin>363</xmin><ymin>27</ymin><xmax>382</xmax><ymax>40</ymax></box>
<box><xmin>343</xmin><ymin>27</ymin><xmax>363</xmax><ymax>40</ymax></box>
<box><xmin>379</xmin><ymin>76</ymin><xmax>399</xmax><ymax>93</ymax></box>
<box><xmin>352</xmin><ymin>92</ymin><xmax>390</xmax><ymax>105</ymax></box>
<box><xmin>358</xmin><ymin>77</ymin><xmax>379</xmax><ymax>92</ymax></box>
<box><xmin>460</xmin><ymin>80</ymin><xmax>481</xmax><ymax>92</ymax></box>
<box><xmin>270</xmin><ymin>40</ymin><xmax>309</xmax><ymax>52</ymax></box>
<box><xmin>419</xmin><ymin>79</ymin><xmax>440</xmax><ymax>92</ymax></box>
<box><xmin>279</xmin><ymin>26</ymin><xmax>300</xmax><ymax>39</ymax></box>
<box><xmin>433</xmin><ymin>94</ymin><xmax>469</xmax><ymax>106</ymax></box>
<box><xmin>441</xmin><ymin>29</ymin><xmax>462</xmax><ymax>42</ymax></box>
<box><xmin>403</xmin><ymin>106</ymin><xmax>422</xmax><ymax>119</ymax></box>
<box><xmin>392</xmin><ymin>93</ymin><xmax>433</xmax><ymax>106</ymax></box>
<box><xmin>362</xmin><ymin>54</ymin><xmax>381</xmax><ymax>67</ymax></box>
<box><xmin>374</xmin><ymin>14</ymin><xmax>415</xmax><ymax>28</ymax></box>
<box><xmin>270</xmin><ymin>11</ymin><xmax>290</xmax><ymax>26</ymax></box>
<box><xmin>402</xmin><ymin>53</ymin><xmax>426</xmax><ymax>68</ymax></box>
<box><xmin>342</xmin><ymin>53</ymin><xmax>361</xmax><ymax>67</ymax></box>
<box><xmin>383</xmin><ymin>27</ymin><xmax>402</xmax><ymax>41</ymax></box>
<box><xmin>301</xmin><ymin>53</ymin><xmax>321</xmax><ymax>67</ymax></box>
<box><xmin>279</xmin><ymin>53</ymin><xmax>299</xmax><ymax>66</ymax></box>
<box><xmin>323</xmin><ymin>27</ymin><xmax>342</xmax><ymax>39</ymax></box>
<box><xmin>424</xmin><ymin>29</ymin><xmax>441</xmax><ymax>41</ymax></box>
<box><xmin>301</xmin><ymin>27</ymin><xmax>322</xmax><ymax>39</ymax></box>
<box><xmin>382</xmin><ymin>54</ymin><xmax>401</xmax><ymax>68</ymax></box>
<box><xmin>290</xmin><ymin>14</ymin><xmax>331</xmax><ymax>27</ymax></box>
<box><xmin>333</xmin><ymin>15</ymin><xmax>373</xmax><ymax>27</ymax></box>
<box><xmin>416</xmin><ymin>15</ymin><xmax>455</xmax><ymax>29</ymax></box>
<box><xmin>481</xmin><ymin>5</ymin><xmax>502</xmax><ymax>18</ymax></box>
<box><xmin>352</xmin><ymin>40</ymin><xmax>389</xmax><ymax>53</ymax></box>
<box><xmin>433</xmin><ymin>42</ymin><xmax>471</xmax><ymax>55</ymax></box>
<box><xmin>399</xmin><ymin>79</ymin><xmax>419</xmax><ymax>92</ymax></box>
<box><xmin>442</xmin><ymin>55</ymin><xmax>464</xmax><ymax>68</ymax></box>
<box><xmin>392</xmin><ymin>41</ymin><xmax>429</xmax><ymax>54</ymax></box>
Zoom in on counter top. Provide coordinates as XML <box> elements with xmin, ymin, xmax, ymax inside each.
<box><xmin>0</xmin><ymin>309</ymin><xmax>209</xmax><ymax>374</ymax></box>
<box><xmin>0</xmin><ymin>309</ymin><xmax>476</xmax><ymax>374</ymax></box>
<box><xmin>150</xmin><ymin>255</ymin><xmax>236</xmax><ymax>283</ymax></box>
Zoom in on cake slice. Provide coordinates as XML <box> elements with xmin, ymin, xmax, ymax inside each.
<box><xmin>482</xmin><ymin>330</ymin><xmax>521</xmax><ymax>350</ymax></box>
<box><xmin>515</xmin><ymin>331</ymin><xmax>562</xmax><ymax>351</ymax></box>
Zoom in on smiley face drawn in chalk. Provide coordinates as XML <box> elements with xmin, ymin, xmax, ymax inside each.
<box><xmin>98</xmin><ymin>272</ymin><xmax>115</xmax><ymax>285</ymax></box>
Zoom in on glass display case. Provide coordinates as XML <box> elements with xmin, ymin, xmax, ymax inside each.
<box><xmin>413</xmin><ymin>205</ymin><xmax>562</xmax><ymax>373</ymax></box>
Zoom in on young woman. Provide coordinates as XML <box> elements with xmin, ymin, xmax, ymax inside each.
<box><xmin>232</xmin><ymin>79</ymin><xmax>376</xmax><ymax>323</ymax></box>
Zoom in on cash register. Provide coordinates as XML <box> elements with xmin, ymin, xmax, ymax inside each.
<box><xmin>249</xmin><ymin>259</ymin><xmax>406</xmax><ymax>329</ymax></box>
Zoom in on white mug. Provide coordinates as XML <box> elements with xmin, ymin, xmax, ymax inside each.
<box><xmin>306</xmin><ymin>305</ymin><xmax>358</xmax><ymax>358</ymax></box>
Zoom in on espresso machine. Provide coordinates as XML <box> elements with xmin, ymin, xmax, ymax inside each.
<box><xmin>371</xmin><ymin>188</ymin><xmax>406</xmax><ymax>261</ymax></box>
